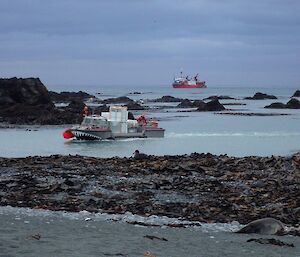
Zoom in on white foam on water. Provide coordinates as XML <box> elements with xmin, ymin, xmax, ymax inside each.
<box><xmin>166</xmin><ymin>132</ymin><xmax>300</xmax><ymax>138</ymax></box>
<box><xmin>0</xmin><ymin>206</ymin><xmax>242</xmax><ymax>232</ymax></box>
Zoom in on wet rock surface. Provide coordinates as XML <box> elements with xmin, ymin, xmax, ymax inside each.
<box><xmin>0</xmin><ymin>153</ymin><xmax>299</xmax><ymax>225</ymax></box>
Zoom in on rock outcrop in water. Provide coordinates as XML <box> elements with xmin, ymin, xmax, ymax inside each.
<box><xmin>102</xmin><ymin>96</ymin><xmax>134</xmax><ymax>104</ymax></box>
<box><xmin>196</xmin><ymin>99</ymin><xmax>226</xmax><ymax>111</ymax></box>
<box><xmin>177</xmin><ymin>99</ymin><xmax>205</xmax><ymax>108</ymax></box>
<box><xmin>0</xmin><ymin>77</ymin><xmax>52</xmax><ymax>106</ymax></box>
<box><xmin>264</xmin><ymin>98</ymin><xmax>300</xmax><ymax>109</ymax></box>
<box><xmin>177</xmin><ymin>99</ymin><xmax>226</xmax><ymax>111</ymax></box>
<box><xmin>49</xmin><ymin>91</ymin><xmax>95</xmax><ymax>103</ymax></box>
<box><xmin>151</xmin><ymin>96</ymin><xmax>183</xmax><ymax>103</ymax></box>
<box><xmin>203</xmin><ymin>95</ymin><xmax>236</xmax><ymax>101</ymax></box>
<box><xmin>292</xmin><ymin>90</ymin><xmax>300</xmax><ymax>97</ymax></box>
<box><xmin>0</xmin><ymin>153</ymin><xmax>299</xmax><ymax>226</ymax></box>
<box><xmin>245</xmin><ymin>92</ymin><xmax>277</xmax><ymax>100</ymax></box>
<box><xmin>0</xmin><ymin>77</ymin><xmax>92</xmax><ymax>125</ymax></box>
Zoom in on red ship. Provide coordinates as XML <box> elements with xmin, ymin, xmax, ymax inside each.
<box><xmin>172</xmin><ymin>72</ymin><xmax>206</xmax><ymax>88</ymax></box>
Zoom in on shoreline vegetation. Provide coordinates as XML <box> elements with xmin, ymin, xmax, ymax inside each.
<box><xmin>0</xmin><ymin>152</ymin><xmax>299</xmax><ymax>226</ymax></box>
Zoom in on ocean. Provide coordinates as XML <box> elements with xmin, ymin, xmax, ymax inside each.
<box><xmin>0</xmin><ymin>85</ymin><xmax>299</xmax><ymax>158</ymax></box>
<box><xmin>0</xmin><ymin>85</ymin><xmax>300</xmax><ymax>257</ymax></box>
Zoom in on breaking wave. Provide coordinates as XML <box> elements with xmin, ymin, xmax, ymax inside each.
<box><xmin>0</xmin><ymin>206</ymin><xmax>241</xmax><ymax>233</ymax></box>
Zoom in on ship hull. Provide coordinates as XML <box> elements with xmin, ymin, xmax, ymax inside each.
<box><xmin>69</xmin><ymin>128</ymin><xmax>165</xmax><ymax>140</ymax></box>
<box><xmin>172</xmin><ymin>82</ymin><xmax>206</xmax><ymax>88</ymax></box>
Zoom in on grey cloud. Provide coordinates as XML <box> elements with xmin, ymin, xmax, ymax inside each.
<box><xmin>0</xmin><ymin>0</ymin><xmax>299</xmax><ymax>86</ymax></box>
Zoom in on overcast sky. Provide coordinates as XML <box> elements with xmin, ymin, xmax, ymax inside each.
<box><xmin>0</xmin><ymin>0</ymin><xmax>299</xmax><ymax>87</ymax></box>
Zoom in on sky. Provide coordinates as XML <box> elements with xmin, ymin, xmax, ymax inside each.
<box><xmin>0</xmin><ymin>0</ymin><xmax>300</xmax><ymax>87</ymax></box>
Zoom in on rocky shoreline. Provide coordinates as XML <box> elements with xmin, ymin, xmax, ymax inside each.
<box><xmin>0</xmin><ymin>153</ymin><xmax>299</xmax><ymax>226</ymax></box>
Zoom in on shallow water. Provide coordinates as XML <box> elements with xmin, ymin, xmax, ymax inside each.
<box><xmin>1</xmin><ymin>86</ymin><xmax>300</xmax><ymax>157</ymax></box>
<box><xmin>0</xmin><ymin>207</ymin><xmax>299</xmax><ymax>257</ymax></box>
<box><xmin>1</xmin><ymin>86</ymin><xmax>300</xmax><ymax>256</ymax></box>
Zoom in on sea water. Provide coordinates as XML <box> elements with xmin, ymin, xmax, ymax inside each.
<box><xmin>0</xmin><ymin>206</ymin><xmax>299</xmax><ymax>257</ymax></box>
<box><xmin>0</xmin><ymin>85</ymin><xmax>299</xmax><ymax>158</ymax></box>
<box><xmin>1</xmin><ymin>85</ymin><xmax>300</xmax><ymax>257</ymax></box>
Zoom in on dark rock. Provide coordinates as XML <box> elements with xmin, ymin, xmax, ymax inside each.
<box><xmin>128</xmin><ymin>112</ymin><xmax>135</xmax><ymax>120</ymax></box>
<box><xmin>218</xmin><ymin>112</ymin><xmax>289</xmax><ymax>116</ymax></box>
<box><xmin>153</xmin><ymin>95</ymin><xmax>183</xmax><ymax>102</ymax></box>
<box><xmin>67</xmin><ymin>100</ymin><xmax>86</xmax><ymax>111</ymax></box>
<box><xmin>94</xmin><ymin>105</ymin><xmax>109</xmax><ymax>114</ymax></box>
<box><xmin>0</xmin><ymin>78</ymin><xmax>89</xmax><ymax>125</ymax></box>
<box><xmin>0</xmin><ymin>77</ymin><xmax>52</xmax><ymax>106</ymax></box>
<box><xmin>247</xmin><ymin>238</ymin><xmax>294</xmax><ymax>247</ymax></box>
<box><xmin>129</xmin><ymin>92</ymin><xmax>142</xmax><ymax>95</ymax></box>
<box><xmin>245</xmin><ymin>92</ymin><xmax>277</xmax><ymax>100</ymax></box>
<box><xmin>292</xmin><ymin>90</ymin><xmax>300</xmax><ymax>97</ymax></box>
<box><xmin>206</xmin><ymin>99</ymin><xmax>226</xmax><ymax>111</ymax></box>
<box><xmin>0</xmin><ymin>103</ymin><xmax>55</xmax><ymax>124</ymax></box>
<box><xmin>286</xmin><ymin>98</ymin><xmax>300</xmax><ymax>109</ymax></box>
<box><xmin>264</xmin><ymin>98</ymin><xmax>300</xmax><ymax>109</ymax></box>
<box><xmin>49</xmin><ymin>91</ymin><xmax>95</xmax><ymax>103</ymax></box>
<box><xmin>102</xmin><ymin>96</ymin><xmax>134</xmax><ymax>104</ymax></box>
<box><xmin>1</xmin><ymin>153</ymin><xmax>299</xmax><ymax>225</ymax></box>
<box><xmin>177</xmin><ymin>99</ymin><xmax>194</xmax><ymax>108</ymax></box>
<box><xmin>204</xmin><ymin>95</ymin><xmax>235</xmax><ymax>100</ymax></box>
<box><xmin>196</xmin><ymin>99</ymin><xmax>225</xmax><ymax>111</ymax></box>
<box><xmin>223</xmin><ymin>103</ymin><xmax>246</xmax><ymax>106</ymax></box>
<box><xmin>126</xmin><ymin>102</ymin><xmax>145</xmax><ymax>110</ymax></box>
<box><xmin>144</xmin><ymin>235</ymin><xmax>168</xmax><ymax>241</ymax></box>
<box><xmin>177</xmin><ymin>99</ymin><xmax>208</xmax><ymax>109</ymax></box>
<box><xmin>193</xmin><ymin>100</ymin><xmax>207</xmax><ymax>109</ymax></box>
<box><xmin>264</xmin><ymin>102</ymin><xmax>287</xmax><ymax>109</ymax></box>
